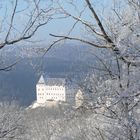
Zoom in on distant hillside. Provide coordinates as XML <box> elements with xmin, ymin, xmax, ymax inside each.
<box><xmin>0</xmin><ymin>43</ymin><xmax>97</xmax><ymax>106</ymax></box>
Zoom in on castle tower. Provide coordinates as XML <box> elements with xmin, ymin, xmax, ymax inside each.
<box><xmin>75</xmin><ymin>89</ymin><xmax>84</xmax><ymax>108</ymax></box>
<box><xmin>36</xmin><ymin>75</ymin><xmax>46</xmax><ymax>103</ymax></box>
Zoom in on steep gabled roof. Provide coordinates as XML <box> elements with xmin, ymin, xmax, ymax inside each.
<box><xmin>38</xmin><ymin>75</ymin><xmax>45</xmax><ymax>84</ymax></box>
<box><xmin>45</xmin><ymin>78</ymin><xmax>65</xmax><ymax>86</ymax></box>
<box><xmin>37</xmin><ymin>75</ymin><xmax>65</xmax><ymax>86</ymax></box>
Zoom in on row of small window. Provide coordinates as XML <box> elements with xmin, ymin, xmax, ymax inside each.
<box><xmin>38</xmin><ymin>93</ymin><xmax>64</xmax><ymax>96</ymax></box>
<box><xmin>47</xmin><ymin>88</ymin><xmax>64</xmax><ymax>90</ymax></box>
<box><xmin>39</xmin><ymin>97</ymin><xmax>64</xmax><ymax>100</ymax></box>
<box><xmin>38</xmin><ymin>93</ymin><xmax>44</xmax><ymax>96</ymax></box>
<box><xmin>49</xmin><ymin>97</ymin><xmax>64</xmax><ymax>100</ymax></box>
<box><xmin>38</xmin><ymin>88</ymin><xmax>64</xmax><ymax>91</ymax></box>
<box><xmin>38</xmin><ymin>89</ymin><xmax>45</xmax><ymax>91</ymax></box>
<box><xmin>46</xmin><ymin>93</ymin><xmax>64</xmax><ymax>96</ymax></box>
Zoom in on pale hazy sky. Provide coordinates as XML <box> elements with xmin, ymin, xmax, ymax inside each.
<box><xmin>34</xmin><ymin>0</ymin><xmax>111</xmax><ymax>45</ymax></box>
<box><xmin>0</xmin><ymin>0</ymin><xmax>113</xmax><ymax>45</ymax></box>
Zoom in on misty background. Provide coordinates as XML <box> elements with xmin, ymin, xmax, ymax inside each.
<box><xmin>0</xmin><ymin>43</ymin><xmax>99</xmax><ymax>106</ymax></box>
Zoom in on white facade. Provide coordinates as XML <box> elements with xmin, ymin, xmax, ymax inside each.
<box><xmin>45</xmin><ymin>85</ymin><xmax>66</xmax><ymax>102</ymax></box>
<box><xmin>36</xmin><ymin>84</ymin><xmax>46</xmax><ymax>103</ymax></box>
<box><xmin>36</xmin><ymin>75</ymin><xmax>66</xmax><ymax>104</ymax></box>
<box><xmin>36</xmin><ymin>75</ymin><xmax>84</xmax><ymax>106</ymax></box>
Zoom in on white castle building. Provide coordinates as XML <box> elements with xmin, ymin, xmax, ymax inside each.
<box><xmin>36</xmin><ymin>75</ymin><xmax>84</xmax><ymax>107</ymax></box>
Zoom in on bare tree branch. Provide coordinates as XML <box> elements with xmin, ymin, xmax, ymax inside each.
<box><xmin>0</xmin><ymin>60</ymin><xmax>20</xmax><ymax>72</ymax></box>
<box><xmin>85</xmin><ymin>0</ymin><xmax>113</xmax><ymax>44</ymax></box>
<box><xmin>50</xmin><ymin>33</ymin><xmax>111</xmax><ymax>48</ymax></box>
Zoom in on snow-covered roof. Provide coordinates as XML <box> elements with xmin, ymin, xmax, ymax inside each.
<box><xmin>45</xmin><ymin>78</ymin><xmax>65</xmax><ymax>86</ymax></box>
<box><xmin>37</xmin><ymin>75</ymin><xmax>65</xmax><ymax>86</ymax></box>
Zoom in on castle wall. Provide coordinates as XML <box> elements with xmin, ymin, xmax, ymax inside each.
<box><xmin>36</xmin><ymin>76</ymin><xmax>83</xmax><ymax>107</ymax></box>
<box><xmin>36</xmin><ymin>83</ymin><xmax>66</xmax><ymax>103</ymax></box>
<box><xmin>46</xmin><ymin>85</ymin><xmax>66</xmax><ymax>101</ymax></box>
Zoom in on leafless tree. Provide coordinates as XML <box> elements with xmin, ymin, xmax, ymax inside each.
<box><xmin>0</xmin><ymin>101</ymin><xmax>27</xmax><ymax>140</ymax></box>
<box><xmin>48</xmin><ymin>0</ymin><xmax>140</xmax><ymax>139</ymax></box>
<box><xmin>0</xmin><ymin>0</ymin><xmax>55</xmax><ymax>71</ymax></box>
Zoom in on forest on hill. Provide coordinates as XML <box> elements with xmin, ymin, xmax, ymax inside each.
<box><xmin>0</xmin><ymin>0</ymin><xmax>140</xmax><ymax>139</ymax></box>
